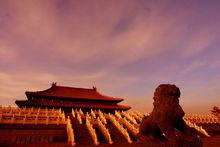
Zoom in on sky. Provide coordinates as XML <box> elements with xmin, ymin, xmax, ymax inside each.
<box><xmin>0</xmin><ymin>0</ymin><xmax>220</xmax><ymax>114</ymax></box>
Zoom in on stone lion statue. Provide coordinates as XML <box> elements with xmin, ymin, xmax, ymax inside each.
<box><xmin>137</xmin><ymin>84</ymin><xmax>202</xmax><ymax>146</ymax></box>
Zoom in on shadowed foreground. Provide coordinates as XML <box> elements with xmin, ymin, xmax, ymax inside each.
<box><xmin>7</xmin><ymin>136</ymin><xmax>220</xmax><ymax>147</ymax></box>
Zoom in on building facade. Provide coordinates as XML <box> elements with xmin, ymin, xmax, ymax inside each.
<box><xmin>15</xmin><ymin>83</ymin><xmax>131</xmax><ymax>113</ymax></box>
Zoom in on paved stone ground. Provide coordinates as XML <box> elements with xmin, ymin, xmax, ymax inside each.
<box><xmin>202</xmin><ymin>134</ymin><xmax>220</xmax><ymax>147</ymax></box>
<box><xmin>7</xmin><ymin>135</ymin><xmax>220</xmax><ymax>147</ymax></box>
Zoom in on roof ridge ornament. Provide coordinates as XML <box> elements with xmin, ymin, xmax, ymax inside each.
<box><xmin>52</xmin><ymin>82</ymin><xmax>57</xmax><ymax>87</ymax></box>
<box><xmin>92</xmin><ymin>86</ymin><xmax>97</xmax><ymax>91</ymax></box>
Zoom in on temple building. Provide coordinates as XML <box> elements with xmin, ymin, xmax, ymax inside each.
<box><xmin>15</xmin><ymin>83</ymin><xmax>131</xmax><ymax>113</ymax></box>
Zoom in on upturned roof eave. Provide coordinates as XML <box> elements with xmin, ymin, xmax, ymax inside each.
<box><xmin>25</xmin><ymin>91</ymin><xmax>124</xmax><ymax>102</ymax></box>
<box><xmin>15</xmin><ymin>100</ymin><xmax>131</xmax><ymax>110</ymax></box>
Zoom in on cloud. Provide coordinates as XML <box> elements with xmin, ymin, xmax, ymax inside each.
<box><xmin>181</xmin><ymin>30</ymin><xmax>219</xmax><ymax>57</ymax></box>
<box><xmin>0</xmin><ymin>0</ymin><xmax>220</xmax><ymax>113</ymax></box>
<box><xmin>0</xmin><ymin>45</ymin><xmax>17</xmax><ymax>61</ymax></box>
<box><xmin>0</xmin><ymin>0</ymin><xmax>186</xmax><ymax>71</ymax></box>
<box><xmin>180</xmin><ymin>59</ymin><xmax>220</xmax><ymax>76</ymax></box>
<box><xmin>0</xmin><ymin>69</ymin><xmax>140</xmax><ymax>105</ymax></box>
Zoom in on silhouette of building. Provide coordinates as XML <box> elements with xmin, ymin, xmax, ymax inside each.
<box><xmin>15</xmin><ymin>83</ymin><xmax>131</xmax><ymax>113</ymax></box>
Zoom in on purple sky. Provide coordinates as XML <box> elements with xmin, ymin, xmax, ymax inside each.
<box><xmin>0</xmin><ymin>0</ymin><xmax>220</xmax><ymax>114</ymax></box>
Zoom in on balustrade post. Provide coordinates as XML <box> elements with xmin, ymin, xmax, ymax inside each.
<box><xmin>57</xmin><ymin>116</ymin><xmax>60</xmax><ymax>125</ymax></box>
<box><xmin>86</xmin><ymin>117</ymin><xmax>99</xmax><ymax>145</ymax></box>
<box><xmin>35</xmin><ymin>115</ymin><xmax>38</xmax><ymax>125</ymax></box>
<box><xmin>66</xmin><ymin>116</ymin><xmax>75</xmax><ymax>146</ymax></box>
<box><xmin>76</xmin><ymin>113</ymin><xmax>82</xmax><ymax>124</ymax></box>
<box><xmin>91</xmin><ymin>109</ymin><xmax>96</xmax><ymax>118</ymax></box>
<box><xmin>46</xmin><ymin>116</ymin><xmax>49</xmax><ymax>125</ymax></box>
<box><xmin>79</xmin><ymin>109</ymin><xmax>83</xmax><ymax>116</ymax></box>
<box><xmin>23</xmin><ymin>114</ymin><xmax>27</xmax><ymax>124</ymax></box>
<box><xmin>72</xmin><ymin>109</ymin><xmax>75</xmax><ymax>118</ymax></box>
<box><xmin>10</xmin><ymin>114</ymin><xmax>15</xmax><ymax>124</ymax></box>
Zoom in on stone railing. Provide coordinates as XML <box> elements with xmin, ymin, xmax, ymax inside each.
<box><xmin>184</xmin><ymin>114</ymin><xmax>220</xmax><ymax>124</ymax></box>
<box><xmin>129</xmin><ymin>112</ymin><xmax>142</xmax><ymax>123</ymax></box>
<box><xmin>86</xmin><ymin>117</ymin><xmax>99</xmax><ymax>145</ymax></box>
<box><xmin>97</xmin><ymin>117</ymin><xmax>113</xmax><ymax>144</ymax></box>
<box><xmin>71</xmin><ymin>109</ymin><xmax>76</xmax><ymax>118</ymax></box>
<box><xmin>120</xmin><ymin>117</ymin><xmax>139</xmax><ymax>136</ymax></box>
<box><xmin>91</xmin><ymin>109</ymin><xmax>96</xmax><ymax>119</ymax></box>
<box><xmin>76</xmin><ymin>112</ymin><xmax>82</xmax><ymax>124</ymax></box>
<box><xmin>97</xmin><ymin>110</ymin><xmax>107</xmax><ymax>124</ymax></box>
<box><xmin>0</xmin><ymin>107</ymin><xmax>66</xmax><ymax>125</ymax></box>
<box><xmin>183</xmin><ymin>117</ymin><xmax>210</xmax><ymax>137</ymax></box>
<box><xmin>0</xmin><ymin>106</ymin><xmax>63</xmax><ymax>117</ymax></box>
<box><xmin>115</xmin><ymin>110</ymin><xmax>122</xmax><ymax>119</ymax></box>
<box><xmin>134</xmin><ymin>111</ymin><xmax>144</xmax><ymax>118</ymax></box>
<box><xmin>66</xmin><ymin>116</ymin><xmax>75</xmax><ymax>146</ymax></box>
<box><xmin>108</xmin><ymin>114</ymin><xmax>132</xmax><ymax>143</ymax></box>
<box><xmin>79</xmin><ymin>109</ymin><xmax>84</xmax><ymax>116</ymax></box>
<box><xmin>0</xmin><ymin>113</ymin><xmax>66</xmax><ymax>125</ymax></box>
<box><xmin>85</xmin><ymin>112</ymin><xmax>92</xmax><ymax>121</ymax></box>
<box><xmin>121</xmin><ymin>111</ymin><xmax>137</xmax><ymax>125</ymax></box>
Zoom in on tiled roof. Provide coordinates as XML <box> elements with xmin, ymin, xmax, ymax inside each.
<box><xmin>25</xmin><ymin>83</ymin><xmax>123</xmax><ymax>102</ymax></box>
<box><xmin>15</xmin><ymin>100</ymin><xmax>131</xmax><ymax>110</ymax></box>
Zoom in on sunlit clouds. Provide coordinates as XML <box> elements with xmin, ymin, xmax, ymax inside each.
<box><xmin>0</xmin><ymin>0</ymin><xmax>220</xmax><ymax>114</ymax></box>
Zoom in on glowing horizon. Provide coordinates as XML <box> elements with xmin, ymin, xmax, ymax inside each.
<box><xmin>0</xmin><ymin>0</ymin><xmax>220</xmax><ymax>114</ymax></box>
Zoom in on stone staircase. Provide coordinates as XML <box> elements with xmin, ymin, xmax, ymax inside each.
<box><xmin>105</xmin><ymin>121</ymin><xmax>128</xmax><ymax>144</ymax></box>
<box><xmin>94</xmin><ymin>125</ymin><xmax>107</xmax><ymax>144</ymax></box>
<box><xmin>69</xmin><ymin>113</ymin><xmax>133</xmax><ymax>145</ymax></box>
<box><xmin>71</xmin><ymin>117</ymin><xmax>94</xmax><ymax>146</ymax></box>
<box><xmin>67</xmin><ymin>110</ymin><xmax>141</xmax><ymax>146</ymax></box>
